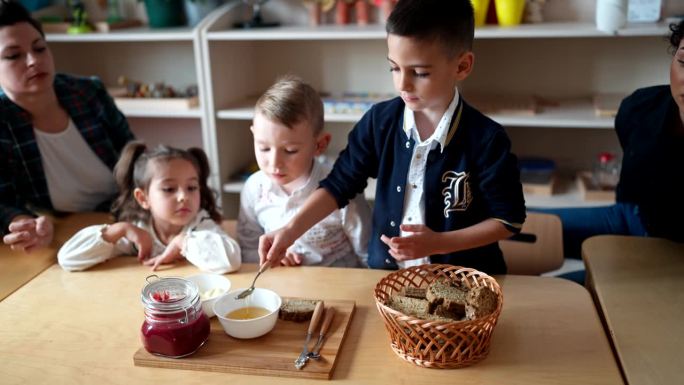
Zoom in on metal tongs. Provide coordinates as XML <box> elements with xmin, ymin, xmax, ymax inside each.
<box><xmin>308</xmin><ymin>307</ymin><xmax>335</xmax><ymax>360</ymax></box>
<box><xmin>294</xmin><ymin>301</ymin><xmax>325</xmax><ymax>370</ymax></box>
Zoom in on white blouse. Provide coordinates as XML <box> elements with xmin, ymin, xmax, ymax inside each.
<box><xmin>57</xmin><ymin>209</ymin><xmax>241</xmax><ymax>274</ymax></box>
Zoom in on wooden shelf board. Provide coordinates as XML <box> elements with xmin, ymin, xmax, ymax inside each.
<box><xmin>207</xmin><ymin>22</ymin><xmax>668</xmax><ymax>41</ymax></box>
<box><xmin>46</xmin><ymin>27</ymin><xmax>195</xmax><ymax>42</ymax></box>
<box><xmin>217</xmin><ymin>98</ymin><xmax>613</xmax><ymax>128</ymax></box>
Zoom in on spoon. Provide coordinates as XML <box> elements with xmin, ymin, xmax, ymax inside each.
<box><xmin>235</xmin><ymin>260</ymin><xmax>271</xmax><ymax>300</ymax></box>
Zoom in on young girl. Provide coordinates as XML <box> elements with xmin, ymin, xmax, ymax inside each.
<box><xmin>58</xmin><ymin>142</ymin><xmax>241</xmax><ymax>273</ymax></box>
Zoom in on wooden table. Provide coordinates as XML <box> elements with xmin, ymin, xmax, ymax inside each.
<box><xmin>0</xmin><ymin>212</ymin><xmax>110</xmax><ymax>301</ymax></box>
<box><xmin>583</xmin><ymin>235</ymin><xmax>684</xmax><ymax>385</ymax></box>
<box><xmin>0</xmin><ymin>260</ymin><xmax>622</xmax><ymax>384</ymax></box>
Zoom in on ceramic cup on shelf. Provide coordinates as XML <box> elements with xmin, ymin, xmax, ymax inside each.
<box><xmin>596</xmin><ymin>0</ymin><xmax>628</xmax><ymax>34</ymax></box>
<box><xmin>494</xmin><ymin>0</ymin><xmax>525</xmax><ymax>27</ymax></box>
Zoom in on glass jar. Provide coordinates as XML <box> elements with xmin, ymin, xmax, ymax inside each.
<box><xmin>140</xmin><ymin>275</ymin><xmax>210</xmax><ymax>358</ymax></box>
<box><xmin>592</xmin><ymin>151</ymin><xmax>621</xmax><ymax>190</ymax></box>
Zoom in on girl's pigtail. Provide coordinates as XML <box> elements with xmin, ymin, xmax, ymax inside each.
<box><xmin>188</xmin><ymin>147</ymin><xmax>222</xmax><ymax>223</ymax></box>
<box><xmin>111</xmin><ymin>141</ymin><xmax>147</xmax><ymax>222</ymax></box>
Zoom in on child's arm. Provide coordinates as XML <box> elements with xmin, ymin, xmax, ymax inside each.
<box><xmin>57</xmin><ymin>222</ymin><xmax>150</xmax><ymax>271</ymax></box>
<box><xmin>176</xmin><ymin>218</ymin><xmax>242</xmax><ymax>274</ymax></box>
<box><xmin>380</xmin><ymin>219</ymin><xmax>512</xmax><ymax>261</ymax></box>
<box><xmin>259</xmin><ymin>188</ymin><xmax>338</xmax><ymax>265</ymax></box>
<box><xmin>341</xmin><ymin>194</ymin><xmax>372</xmax><ymax>267</ymax></box>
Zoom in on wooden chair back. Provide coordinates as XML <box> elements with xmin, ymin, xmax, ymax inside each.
<box><xmin>499</xmin><ymin>212</ymin><xmax>563</xmax><ymax>275</ymax></box>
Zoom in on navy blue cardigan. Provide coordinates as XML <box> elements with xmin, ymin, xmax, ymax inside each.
<box><xmin>320</xmin><ymin>96</ymin><xmax>526</xmax><ymax>274</ymax></box>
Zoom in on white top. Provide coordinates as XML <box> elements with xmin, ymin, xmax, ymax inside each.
<box><xmin>57</xmin><ymin>209</ymin><xmax>242</xmax><ymax>274</ymax></box>
<box><xmin>397</xmin><ymin>89</ymin><xmax>460</xmax><ymax>268</ymax></box>
<box><xmin>238</xmin><ymin>157</ymin><xmax>371</xmax><ymax>267</ymax></box>
<box><xmin>34</xmin><ymin>119</ymin><xmax>118</xmax><ymax>212</ymax></box>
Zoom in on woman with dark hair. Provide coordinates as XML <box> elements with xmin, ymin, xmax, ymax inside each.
<box><xmin>1</xmin><ymin>0</ymin><xmax>134</xmax><ymax>252</ymax></box>
<box><xmin>539</xmin><ymin>20</ymin><xmax>684</xmax><ymax>281</ymax></box>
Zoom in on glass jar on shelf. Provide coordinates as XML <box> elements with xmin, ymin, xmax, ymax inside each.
<box><xmin>140</xmin><ymin>275</ymin><xmax>210</xmax><ymax>358</ymax></box>
<box><xmin>592</xmin><ymin>151</ymin><xmax>621</xmax><ymax>191</ymax></box>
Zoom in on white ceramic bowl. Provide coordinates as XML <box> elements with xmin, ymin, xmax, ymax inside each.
<box><xmin>213</xmin><ymin>288</ymin><xmax>282</xmax><ymax>339</ymax></box>
<box><xmin>185</xmin><ymin>273</ymin><xmax>231</xmax><ymax>318</ymax></box>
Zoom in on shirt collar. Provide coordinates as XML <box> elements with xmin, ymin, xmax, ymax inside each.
<box><xmin>402</xmin><ymin>88</ymin><xmax>461</xmax><ymax>153</ymax></box>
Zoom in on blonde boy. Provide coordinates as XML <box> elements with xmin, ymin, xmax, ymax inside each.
<box><xmin>238</xmin><ymin>76</ymin><xmax>371</xmax><ymax>267</ymax></box>
<box><xmin>258</xmin><ymin>0</ymin><xmax>525</xmax><ymax>274</ymax></box>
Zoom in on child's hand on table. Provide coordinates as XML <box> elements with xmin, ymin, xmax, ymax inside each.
<box><xmin>143</xmin><ymin>234</ymin><xmax>185</xmax><ymax>271</ymax></box>
<box><xmin>380</xmin><ymin>224</ymin><xmax>443</xmax><ymax>261</ymax></box>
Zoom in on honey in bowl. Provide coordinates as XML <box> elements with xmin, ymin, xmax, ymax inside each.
<box><xmin>226</xmin><ymin>306</ymin><xmax>271</xmax><ymax>320</ymax></box>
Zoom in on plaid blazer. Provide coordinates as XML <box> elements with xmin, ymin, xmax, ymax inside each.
<box><xmin>0</xmin><ymin>73</ymin><xmax>134</xmax><ymax>234</ymax></box>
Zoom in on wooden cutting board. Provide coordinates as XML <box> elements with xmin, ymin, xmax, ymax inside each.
<box><xmin>133</xmin><ymin>298</ymin><xmax>355</xmax><ymax>380</ymax></box>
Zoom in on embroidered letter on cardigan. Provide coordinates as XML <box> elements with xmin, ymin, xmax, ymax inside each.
<box><xmin>441</xmin><ymin>171</ymin><xmax>472</xmax><ymax>217</ymax></box>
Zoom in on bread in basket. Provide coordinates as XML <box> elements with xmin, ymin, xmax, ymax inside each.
<box><xmin>373</xmin><ymin>264</ymin><xmax>503</xmax><ymax>368</ymax></box>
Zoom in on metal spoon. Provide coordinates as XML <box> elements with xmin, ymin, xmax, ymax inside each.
<box><xmin>235</xmin><ymin>260</ymin><xmax>271</xmax><ymax>300</ymax></box>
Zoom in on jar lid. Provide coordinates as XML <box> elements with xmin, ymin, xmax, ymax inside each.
<box><xmin>141</xmin><ymin>275</ymin><xmax>199</xmax><ymax>313</ymax></box>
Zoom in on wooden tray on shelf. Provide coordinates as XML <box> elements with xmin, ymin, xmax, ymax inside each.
<box><xmin>576</xmin><ymin>171</ymin><xmax>616</xmax><ymax>202</ymax></box>
<box><xmin>108</xmin><ymin>87</ymin><xmax>199</xmax><ymax>111</ymax></box>
<box><xmin>133</xmin><ymin>298</ymin><xmax>355</xmax><ymax>380</ymax></box>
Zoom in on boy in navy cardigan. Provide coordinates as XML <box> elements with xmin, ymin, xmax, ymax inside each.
<box><xmin>259</xmin><ymin>0</ymin><xmax>526</xmax><ymax>274</ymax></box>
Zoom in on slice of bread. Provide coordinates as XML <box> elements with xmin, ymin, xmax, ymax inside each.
<box><xmin>388</xmin><ymin>294</ymin><xmax>430</xmax><ymax>318</ymax></box>
<box><xmin>426</xmin><ymin>278</ymin><xmax>468</xmax><ymax>315</ymax></box>
<box><xmin>279</xmin><ymin>299</ymin><xmax>320</xmax><ymax>322</ymax></box>
<box><xmin>465</xmin><ymin>286</ymin><xmax>498</xmax><ymax>320</ymax></box>
<box><xmin>402</xmin><ymin>286</ymin><xmax>427</xmax><ymax>299</ymax></box>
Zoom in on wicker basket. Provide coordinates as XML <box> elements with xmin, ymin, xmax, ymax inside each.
<box><xmin>373</xmin><ymin>264</ymin><xmax>503</xmax><ymax>369</ymax></box>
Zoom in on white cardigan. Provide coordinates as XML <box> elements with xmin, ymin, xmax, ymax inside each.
<box><xmin>58</xmin><ymin>210</ymin><xmax>241</xmax><ymax>274</ymax></box>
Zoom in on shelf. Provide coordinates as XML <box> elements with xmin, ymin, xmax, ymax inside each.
<box><xmin>216</xmin><ymin>98</ymin><xmax>614</xmax><ymax>129</ymax></box>
<box><xmin>223</xmin><ymin>178</ymin><xmax>377</xmax><ymax>201</ymax></box>
<box><xmin>206</xmin><ymin>22</ymin><xmax>669</xmax><ymax>41</ymax></box>
<box><xmin>120</xmin><ymin>108</ymin><xmax>203</xmax><ymax>118</ymax></box>
<box><xmin>46</xmin><ymin>27</ymin><xmax>196</xmax><ymax>42</ymax></box>
<box><xmin>224</xmin><ymin>177</ymin><xmax>609</xmax><ymax>208</ymax></box>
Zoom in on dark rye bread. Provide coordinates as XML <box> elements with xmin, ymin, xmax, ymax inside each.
<box><xmin>465</xmin><ymin>286</ymin><xmax>498</xmax><ymax>320</ymax></box>
<box><xmin>388</xmin><ymin>294</ymin><xmax>430</xmax><ymax>318</ymax></box>
<box><xmin>426</xmin><ymin>279</ymin><xmax>468</xmax><ymax>315</ymax></box>
<box><xmin>279</xmin><ymin>299</ymin><xmax>320</xmax><ymax>322</ymax></box>
<box><xmin>402</xmin><ymin>286</ymin><xmax>427</xmax><ymax>299</ymax></box>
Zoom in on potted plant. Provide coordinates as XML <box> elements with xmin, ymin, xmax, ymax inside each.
<box><xmin>140</xmin><ymin>0</ymin><xmax>186</xmax><ymax>28</ymax></box>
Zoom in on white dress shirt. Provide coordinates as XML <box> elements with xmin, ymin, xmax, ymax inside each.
<box><xmin>57</xmin><ymin>209</ymin><xmax>241</xmax><ymax>274</ymax></box>
<box><xmin>397</xmin><ymin>89</ymin><xmax>460</xmax><ymax>268</ymax></box>
<box><xmin>238</xmin><ymin>157</ymin><xmax>371</xmax><ymax>267</ymax></box>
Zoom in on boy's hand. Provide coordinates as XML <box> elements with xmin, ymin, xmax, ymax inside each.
<box><xmin>143</xmin><ymin>234</ymin><xmax>185</xmax><ymax>271</ymax></box>
<box><xmin>258</xmin><ymin>228</ymin><xmax>296</xmax><ymax>267</ymax></box>
<box><xmin>380</xmin><ymin>224</ymin><xmax>442</xmax><ymax>261</ymax></box>
<box><xmin>280</xmin><ymin>247</ymin><xmax>304</xmax><ymax>267</ymax></box>
<box><xmin>3</xmin><ymin>215</ymin><xmax>54</xmax><ymax>253</ymax></box>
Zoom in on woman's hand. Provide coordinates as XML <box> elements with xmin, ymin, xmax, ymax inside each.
<box><xmin>143</xmin><ymin>234</ymin><xmax>185</xmax><ymax>271</ymax></box>
<box><xmin>2</xmin><ymin>215</ymin><xmax>54</xmax><ymax>253</ymax></box>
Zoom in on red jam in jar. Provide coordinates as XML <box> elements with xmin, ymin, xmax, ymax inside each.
<box><xmin>140</xmin><ymin>275</ymin><xmax>210</xmax><ymax>358</ymax></box>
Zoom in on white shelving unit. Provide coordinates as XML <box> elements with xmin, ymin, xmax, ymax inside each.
<box><xmin>198</xmin><ymin>0</ymin><xmax>683</xmax><ymax>216</ymax></box>
<box><xmin>46</xmin><ymin>23</ymin><xmax>211</xmax><ymax>181</ymax></box>
<box><xmin>42</xmin><ymin>0</ymin><xmax>677</xmax><ymax>216</ymax></box>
